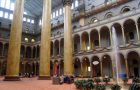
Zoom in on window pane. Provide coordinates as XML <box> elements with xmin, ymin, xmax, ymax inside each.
<box><xmin>9</xmin><ymin>13</ymin><xmax>13</xmax><ymax>20</ymax></box>
<box><xmin>0</xmin><ymin>11</ymin><xmax>3</xmax><ymax>17</ymax></box>
<box><xmin>56</xmin><ymin>10</ymin><xmax>58</xmax><ymax>16</ymax></box>
<box><xmin>75</xmin><ymin>0</ymin><xmax>78</xmax><ymax>7</ymax></box>
<box><xmin>27</xmin><ymin>18</ymin><xmax>30</xmax><ymax>23</ymax></box>
<box><xmin>39</xmin><ymin>20</ymin><xmax>42</xmax><ymax>25</ymax></box>
<box><xmin>0</xmin><ymin>0</ymin><xmax>6</xmax><ymax>7</ymax></box>
<box><xmin>5</xmin><ymin>0</ymin><xmax>10</xmax><ymax>9</ymax></box>
<box><xmin>24</xmin><ymin>12</ymin><xmax>27</xmax><ymax>15</ymax></box>
<box><xmin>59</xmin><ymin>8</ymin><xmax>62</xmax><ymax>15</ymax></box>
<box><xmin>10</xmin><ymin>3</ymin><xmax>15</xmax><ymax>10</ymax></box>
<box><xmin>31</xmin><ymin>20</ymin><xmax>34</xmax><ymax>24</ymax></box>
<box><xmin>4</xmin><ymin>12</ymin><xmax>8</xmax><ymax>18</ymax></box>
<box><xmin>53</xmin><ymin>12</ymin><xmax>55</xmax><ymax>18</ymax></box>
<box><xmin>71</xmin><ymin>3</ymin><xmax>74</xmax><ymax>9</ymax></box>
<box><xmin>23</xmin><ymin>17</ymin><xmax>26</xmax><ymax>21</ymax></box>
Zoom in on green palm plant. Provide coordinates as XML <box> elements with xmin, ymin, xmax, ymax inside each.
<box><xmin>96</xmin><ymin>84</ymin><xmax>106</xmax><ymax>90</ymax></box>
<box><xmin>110</xmin><ymin>84</ymin><xmax>121</xmax><ymax>90</ymax></box>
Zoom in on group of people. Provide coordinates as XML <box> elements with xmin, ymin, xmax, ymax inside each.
<box><xmin>54</xmin><ymin>75</ymin><xmax>74</xmax><ymax>84</ymax></box>
<box><xmin>19</xmin><ymin>72</ymin><xmax>35</xmax><ymax>78</ymax></box>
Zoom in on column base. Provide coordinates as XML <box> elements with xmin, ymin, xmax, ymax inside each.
<box><xmin>4</xmin><ymin>76</ymin><xmax>21</xmax><ymax>81</ymax></box>
<box><xmin>38</xmin><ymin>76</ymin><xmax>51</xmax><ymax>80</ymax></box>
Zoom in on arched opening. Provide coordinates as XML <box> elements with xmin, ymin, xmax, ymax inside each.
<box><xmin>60</xmin><ymin>38</ymin><xmax>64</xmax><ymax>56</ymax></box>
<box><xmin>33</xmin><ymin>47</ymin><xmax>36</xmax><ymax>58</ymax></box>
<box><xmin>37</xmin><ymin>45</ymin><xmax>40</xmax><ymax>58</ymax></box>
<box><xmin>1</xmin><ymin>61</ymin><xmax>6</xmax><ymax>75</ymax></box>
<box><xmin>91</xmin><ymin>56</ymin><xmax>101</xmax><ymax>77</ymax></box>
<box><xmin>0</xmin><ymin>42</ymin><xmax>3</xmax><ymax>56</ymax></box>
<box><xmin>54</xmin><ymin>40</ymin><xmax>59</xmax><ymax>56</ymax></box>
<box><xmin>20</xmin><ymin>45</ymin><xmax>25</xmax><ymax>58</ymax></box>
<box><xmin>50</xmin><ymin>61</ymin><xmax>53</xmax><ymax>76</ymax></box>
<box><xmin>25</xmin><ymin>63</ymin><xmax>32</xmax><ymax>74</ymax></box>
<box><xmin>102</xmin><ymin>55</ymin><xmax>112</xmax><ymax>77</ymax></box>
<box><xmin>20</xmin><ymin>62</ymin><xmax>24</xmax><ymax>76</ymax></box>
<box><xmin>3</xmin><ymin>43</ymin><xmax>9</xmax><ymax>57</ymax></box>
<box><xmin>100</xmin><ymin>26</ymin><xmax>111</xmax><ymax>47</ymax></box>
<box><xmin>74</xmin><ymin>34</ymin><xmax>80</xmax><ymax>53</ymax></box>
<box><xmin>51</xmin><ymin>42</ymin><xmax>53</xmax><ymax>56</ymax></box>
<box><xmin>36</xmin><ymin>62</ymin><xmax>39</xmax><ymax>75</ymax></box>
<box><xmin>81</xmin><ymin>32</ymin><xmax>89</xmax><ymax>50</ymax></box>
<box><xmin>82</xmin><ymin>57</ymin><xmax>90</xmax><ymax>77</ymax></box>
<box><xmin>118</xmin><ymin>53</ymin><xmax>127</xmax><ymax>77</ymax></box>
<box><xmin>90</xmin><ymin>30</ymin><xmax>99</xmax><ymax>49</ymax></box>
<box><xmin>32</xmin><ymin>63</ymin><xmax>36</xmax><ymax>76</ymax></box>
<box><xmin>127</xmin><ymin>51</ymin><xmax>140</xmax><ymax>78</ymax></box>
<box><xmin>74</xmin><ymin>58</ymin><xmax>81</xmax><ymax>77</ymax></box>
<box><xmin>26</xmin><ymin>46</ymin><xmax>32</xmax><ymax>58</ymax></box>
<box><xmin>123</xmin><ymin>19</ymin><xmax>137</xmax><ymax>43</ymax></box>
<box><xmin>112</xmin><ymin>23</ymin><xmax>124</xmax><ymax>45</ymax></box>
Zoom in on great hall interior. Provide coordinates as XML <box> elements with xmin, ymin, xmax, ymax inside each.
<box><xmin>0</xmin><ymin>0</ymin><xmax>140</xmax><ymax>87</ymax></box>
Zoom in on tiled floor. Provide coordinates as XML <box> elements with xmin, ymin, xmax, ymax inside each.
<box><xmin>0</xmin><ymin>77</ymin><xmax>76</xmax><ymax>90</ymax></box>
<box><xmin>0</xmin><ymin>77</ymin><xmax>129</xmax><ymax>90</ymax></box>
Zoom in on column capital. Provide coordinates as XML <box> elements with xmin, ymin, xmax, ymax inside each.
<box><xmin>62</xmin><ymin>0</ymin><xmax>73</xmax><ymax>6</ymax></box>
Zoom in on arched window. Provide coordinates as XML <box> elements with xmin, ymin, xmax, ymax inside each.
<box><xmin>121</xmin><ymin>6</ymin><xmax>130</xmax><ymax>13</ymax></box>
<box><xmin>75</xmin><ymin>0</ymin><xmax>78</xmax><ymax>8</ymax></box>
<box><xmin>105</xmin><ymin>12</ymin><xmax>113</xmax><ymax>19</ymax></box>
<box><xmin>90</xmin><ymin>17</ymin><xmax>98</xmax><ymax>23</ymax></box>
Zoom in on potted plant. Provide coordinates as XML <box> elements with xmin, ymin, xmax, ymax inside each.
<box><xmin>129</xmin><ymin>83</ymin><xmax>140</xmax><ymax>90</ymax></box>
<box><xmin>86</xmin><ymin>79</ymin><xmax>94</xmax><ymax>90</ymax></box>
<box><xmin>96</xmin><ymin>84</ymin><xmax>106</xmax><ymax>90</ymax></box>
<box><xmin>74</xmin><ymin>80</ymin><xmax>82</xmax><ymax>90</ymax></box>
<box><xmin>103</xmin><ymin>77</ymin><xmax>110</xmax><ymax>84</ymax></box>
<box><xmin>81</xmin><ymin>80</ymin><xmax>88</xmax><ymax>90</ymax></box>
<box><xmin>110</xmin><ymin>84</ymin><xmax>121</xmax><ymax>90</ymax></box>
<box><xmin>95</xmin><ymin>77</ymin><xmax>101</xmax><ymax>84</ymax></box>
